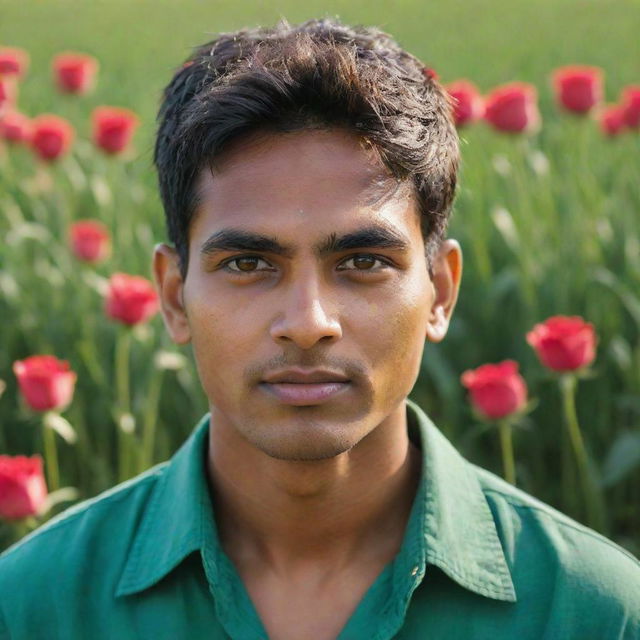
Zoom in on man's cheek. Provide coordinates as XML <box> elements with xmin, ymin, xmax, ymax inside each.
<box><xmin>369</xmin><ymin>309</ymin><xmax>426</xmax><ymax>390</ymax></box>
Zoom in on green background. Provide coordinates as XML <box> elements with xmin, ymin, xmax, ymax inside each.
<box><xmin>1</xmin><ymin>0</ymin><xmax>639</xmax><ymax>553</ymax></box>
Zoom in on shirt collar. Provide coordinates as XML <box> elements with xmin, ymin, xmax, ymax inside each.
<box><xmin>116</xmin><ymin>413</ymin><xmax>212</xmax><ymax>597</ymax></box>
<box><xmin>116</xmin><ymin>401</ymin><xmax>516</xmax><ymax>603</ymax></box>
<box><xmin>405</xmin><ymin>398</ymin><xmax>517</xmax><ymax>602</ymax></box>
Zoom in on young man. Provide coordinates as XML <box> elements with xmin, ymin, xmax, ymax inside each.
<box><xmin>1</xmin><ymin>18</ymin><xmax>639</xmax><ymax>640</ymax></box>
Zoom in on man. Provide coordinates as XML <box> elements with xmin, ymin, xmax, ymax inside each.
<box><xmin>1</xmin><ymin>18</ymin><xmax>639</xmax><ymax>640</ymax></box>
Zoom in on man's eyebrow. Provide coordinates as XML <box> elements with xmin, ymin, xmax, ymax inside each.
<box><xmin>200</xmin><ymin>229</ymin><xmax>294</xmax><ymax>257</ymax></box>
<box><xmin>200</xmin><ymin>224</ymin><xmax>412</xmax><ymax>258</ymax></box>
<box><xmin>315</xmin><ymin>225</ymin><xmax>411</xmax><ymax>255</ymax></box>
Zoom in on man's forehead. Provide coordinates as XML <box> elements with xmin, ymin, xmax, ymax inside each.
<box><xmin>193</xmin><ymin>128</ymin><xmax>413</xmax><ymax>213</ymax></box>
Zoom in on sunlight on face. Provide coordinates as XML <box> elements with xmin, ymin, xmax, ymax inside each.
<box><xmin>182</xmin><ymin>129</ymin><xmax>436</xmax><ymax>461</ymax></box>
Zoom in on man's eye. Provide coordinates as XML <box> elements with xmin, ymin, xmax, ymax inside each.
<box><xmin>338</xmin><ymin>254</ymin><xmax>390</xmax><ymax>271</ymax></box>
<box><xmin>223</xmin><ymin>256</ymin><xmax>273</xmax><ymax>273</ymax></box>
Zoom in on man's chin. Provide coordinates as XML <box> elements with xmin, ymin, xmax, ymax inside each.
<box><xmin>247</xmin><ymin>426</ymin><xmax>362</xmax><ymax>462</ymax></box>
<box><xmin>259</xmin><ymin>445</ymin><xmax>353</xmax><ymax>463</ymax></box>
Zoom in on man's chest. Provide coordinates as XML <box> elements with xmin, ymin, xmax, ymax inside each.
<box><xmin>239</xmin><ymin>562</ymin><xmax>389</xmax><ymax>640</ymax></box>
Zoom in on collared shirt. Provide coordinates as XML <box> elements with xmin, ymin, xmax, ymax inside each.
<box><xmin>0</xmin><ymin>399</ymin><xmax>639</xmax><ymax>639</ymax></box>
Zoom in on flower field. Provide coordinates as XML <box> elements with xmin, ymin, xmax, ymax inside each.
<box><xmin>1</xmin><ymin>0</ymin><xmax>639</xmax><ymax>553</ymax></box>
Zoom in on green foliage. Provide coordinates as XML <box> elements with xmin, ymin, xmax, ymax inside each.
<box><xmin>1</xmin><ymin>0</ymin><xmax>639</xmax><ymax>554</ymax></box>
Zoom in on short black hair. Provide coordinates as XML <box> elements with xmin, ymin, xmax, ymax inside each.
<box><xmin>154</xmin><ymin>18</ymin><xmax>459</xmax><ymax>277</ymax></box>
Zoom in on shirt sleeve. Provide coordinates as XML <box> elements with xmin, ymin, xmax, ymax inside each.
<box><xmin>574</xmin><ymin>537</ymin><xmax>640</xmax><ymax>638</ymax></box>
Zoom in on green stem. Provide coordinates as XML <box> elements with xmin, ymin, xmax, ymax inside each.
<box><xmin>115</xmin><ymin>329</ymin><xmax>132</xmax><ymax>482</ymax></box>
<box><xmin>42</xmin><ymin>415</ymin><xmax>60</xmax><ymax>492</ymax></box>
<box><xmin>68</xmin><ymin>402</ymin><xmax>91</xmax><ymax>493</ymax></box>
<box><xmin>559</xmin><ymin>374</ymin><xmax>604</xmax><ymax>530</ymax></box>
<box><xmin>498</xmin><ymin>419</ymin><xmax>516</xmax><ymax>485</ymax></box>
<box><xmin>140</xmin><ymin>369</ymin><xmax>164</xmax><ymax>473</ymax></box>
<box><xmin>511</xmin><ymin>138</ymin><xmax>538</xmax><ymax>311</ymax></box>
<box><xmin>561</xmin><ymin>411</ymin><xmax>575</xmax><ymax>514</ymax></box>
<box><xmin>116</xmin><ymin>329</ymin><xmax>131</xmax><ymax>414</ymax></box>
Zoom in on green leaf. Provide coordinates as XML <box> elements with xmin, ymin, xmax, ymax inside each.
<box><xmin>42</xmin><ymin>487</ymin><xmax>80</xmax><ymax>515</ymax></box>
<box><xmin>600</xmin><ymin>430</ymin><xmax>640</xmax><ymax>487</ymax></box>
<box><xmin>43</xmin><ymin>412</ymin><xmax>78</xmax><ymax>444</ymax></box>
<box><xmin>487</xmin><ymin>268</ymin><xmax>519</xmax><ymax>305</ymax></box>
<box><xmin>592</xmin><ymin>268</ymin><xmax>640</xmax><ymax>331</ymax></box>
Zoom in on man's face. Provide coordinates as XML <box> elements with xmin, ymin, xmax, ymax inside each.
<box><xmin>155</xmin><ymin>128</ymin><xmax>460</xmax><ymax>461</ymax></box>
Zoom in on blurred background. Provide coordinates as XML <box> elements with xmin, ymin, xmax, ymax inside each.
<box><xmin>1</xmin><ymin>0</ymin><xmax>639</xmax><ymax>553</ymax></box>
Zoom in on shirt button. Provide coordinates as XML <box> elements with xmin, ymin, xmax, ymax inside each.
<box><xmin>410</xmin><ymin>566</ymin><xmax>419</xmax><ymax>577</ymax></box>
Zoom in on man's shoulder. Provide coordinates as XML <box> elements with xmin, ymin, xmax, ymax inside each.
<box><xmin>472</xmin><ymin>462</ymin><xmax>640</xmax><ymax>565</ymax></box>
<box><xmin>470</xmin><ymin>463</ymin><xmax>640</xmax><ymax>620</ymax></box>
<box><xmin>0</xmin><ymin>462</ymin><xmax>167</xmax><ymax>583</ymax></box>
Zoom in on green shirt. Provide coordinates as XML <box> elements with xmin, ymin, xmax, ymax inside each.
<box><xmin>1</xmin><ymin>400</ymin><xmax>639</xmax><ymax>639</ymax></box>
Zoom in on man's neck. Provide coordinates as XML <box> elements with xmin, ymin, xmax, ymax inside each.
<box><xmin>206</xmin><ymin>401</ymin><xmax>421</xmax><ymax>577</ymax></box>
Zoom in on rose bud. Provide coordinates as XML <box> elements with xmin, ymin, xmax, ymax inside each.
<box><xmin>551</xmin><ymin>65</ymin><xmax>603</xmax><ymax>114</ymax></box>
<box><xmin>69</xmin><ymin>220</ymin><xmax>111</xmax><ymax>263</ymax></box>
<box><xmin>620</xmin><ymin>85</ymin><xmax>640</xmax><ymax>129</ymax></box>
<box><xmin>0</xmin><ymin>110</ymin><xmax>32</xmax><ymax>144</ymax></box>
<box><xmin>52</xmin><ymin>52</ymin><xmax>99</xmax><ymax>94</ymax></box>
<box><xmin>0</xmin><ymin>46</ymin><xmax>29</xmax><ymax>77</ymax></box>
<box><xmin>598</xmin><ymin>105</ymin><xmax>626</xmax><ymax>137</ymax></box>
<box><xmin>484</xmin><ymin>83</ymin><xmax>541</xmax><ymax>133</ymax></box>
<box><xmin>105</xmin><ymin>273</ymin><xmax>159</xmax><ymax>326</ymax></box>
<box><xmin>461</xmin><ymin>360</ymin><xmax>528</xmax><ymax>420</ymax></box>
<box><xmin>445</xmin><ymin>80</ymin><xmax>484</xmax><ymax>127</ymax></box>
<box><xmin>91</xmin><ymin>106</ymin><xmax>139</xmax><ymax>155</ymax></box>
<box><xmin>0</xmin><ymin>455</ymin><xmax>48</xmax><ymax>521</ymax></box>
<box><xmin>30</xmin><ymin>114</ymin><xmax>74</xmax><ymax>162</ymax></box>
<box><xmin>527</xmin><ymin>315</ymin><xmax>597</xmax><ymax>372</ymax></box>
<box><xmin>13</xmin><ymin>355</ymin><xmax>77</xmax><ymax>412</ymax></box>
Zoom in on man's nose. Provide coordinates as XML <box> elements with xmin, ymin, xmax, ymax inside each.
<box><xmin>269</xmin><ymin>273</ymin><xmax>342</xmax><ymax>350</ymax></box>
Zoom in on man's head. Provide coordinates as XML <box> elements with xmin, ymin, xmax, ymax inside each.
<box><xmin>154</xmin><ymin>18</ymin><xmax>459</xmax><ymax>278</ymax></box>
<box><xmin>153</xmin><ymin>19</ymin><xmax>462</xmax><ymax>462</ymax></box>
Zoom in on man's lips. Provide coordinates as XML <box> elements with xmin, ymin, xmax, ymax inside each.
<box><xmin>261</xmin><ymin>368</ymin><xmax>350</xmax><ymax>384</ymax></box>
<box><xmin>259</xmin><ymin>369</ymin><xmax>351</xmax><ymax>405</ymax></box>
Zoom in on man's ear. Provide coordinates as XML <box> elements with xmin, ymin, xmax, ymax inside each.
<box><xmin>425</xmin><ymin>239</ymin><xmax>463</xmax><ymax>343</ymax></box>
<box><xmin>152</xmin><ymin>244</ymin><xmax>191</xmax><ymax>345</ymax></box>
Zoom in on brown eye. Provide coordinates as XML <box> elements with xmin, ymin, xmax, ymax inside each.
<box><xmin>339</xmin><ymin>254</ymin><xmax>390</xmax><ymax>271</ymax></box>
<box><xmin>235</xmin><ymin>257</ymin><xmax>259</xmax><ymax>271</ymax></box>
<box><xmin>224</xmin><ymin>256</ymin><xmax>273</xmax><ymax>273</ymax></box>
<box><xmin>353</xmin><ymin>255</ymin><xmax>376</xmax><ymax>270</ymax></box>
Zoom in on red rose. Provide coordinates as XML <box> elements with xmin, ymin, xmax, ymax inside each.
<box><xmin>0</xmin><ymin>79</ymin><xmax>6</xmax><ymax>107</ymax></box>
<box><xmin>30</xmin><ymin>114</ymin><xmax>74</xmax><ymax>162</ymax></box>
<box><xmin>0</xmin><ymin>455</ymin><xmax>48</xmax><ymax>521</ymax></box>
<box><xmin>13</xmin><ymin>355</ymin><xmax>77</xmax><ymax>412</ymax></box>
<box><xmin>551</xmin><ymin>65</ymin><xmax>603</xmax><ymax>114</ymax></box>
<box><xmin>91</xmin><ymin>106</ymin><xmax>139</xmax><ymax>155</ymax></box>
<box><xmin>598</xmin><ymin>105</ymin><xmax>626</xmax><ymax>137</ymax></box>
<box><xmin>0</xmin><ymin>110</ymin><xmax>32</xmax><ymax>144</ymax></box>
<box><xmin>620</xmin><ymin>86</ymin><xmax>640</xmax><ymax>129</ymax></box>
<box><xmin>445</xmin><ymin>80</ymin><xmax>484</xmax><ymax>127</ymax></box>
<box><xmin>0</xmin><ymin>47</ymin><xmax>29</xmax><ymax>77</ymax></box>
<box><xmin>52</xmin><ymin>52</ymin><xmax>99</xmax><ymax>94</ymax></box>
<box><xmin>69</xmin><ymin>220</ymin><xmax>111</xmax><ymax>263</ymax></box>
<box><xmin>526</xmin><ymin>315</ymin><xmax>597</xmax><ymax>372</ymax></box>
<box><xmin>461</xmin><ymin>360</ymin><xmax>528</xmax><ymax>420</ymax></box>
<box><xmin>105</xmin><ymin>273</ymin><xmax>159</xmax><ymax>326</ymax></box>
<box><xmin>484</xmin><ymin>83</ymin><xmax>540</xmax><ymax>133</ymax></box>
